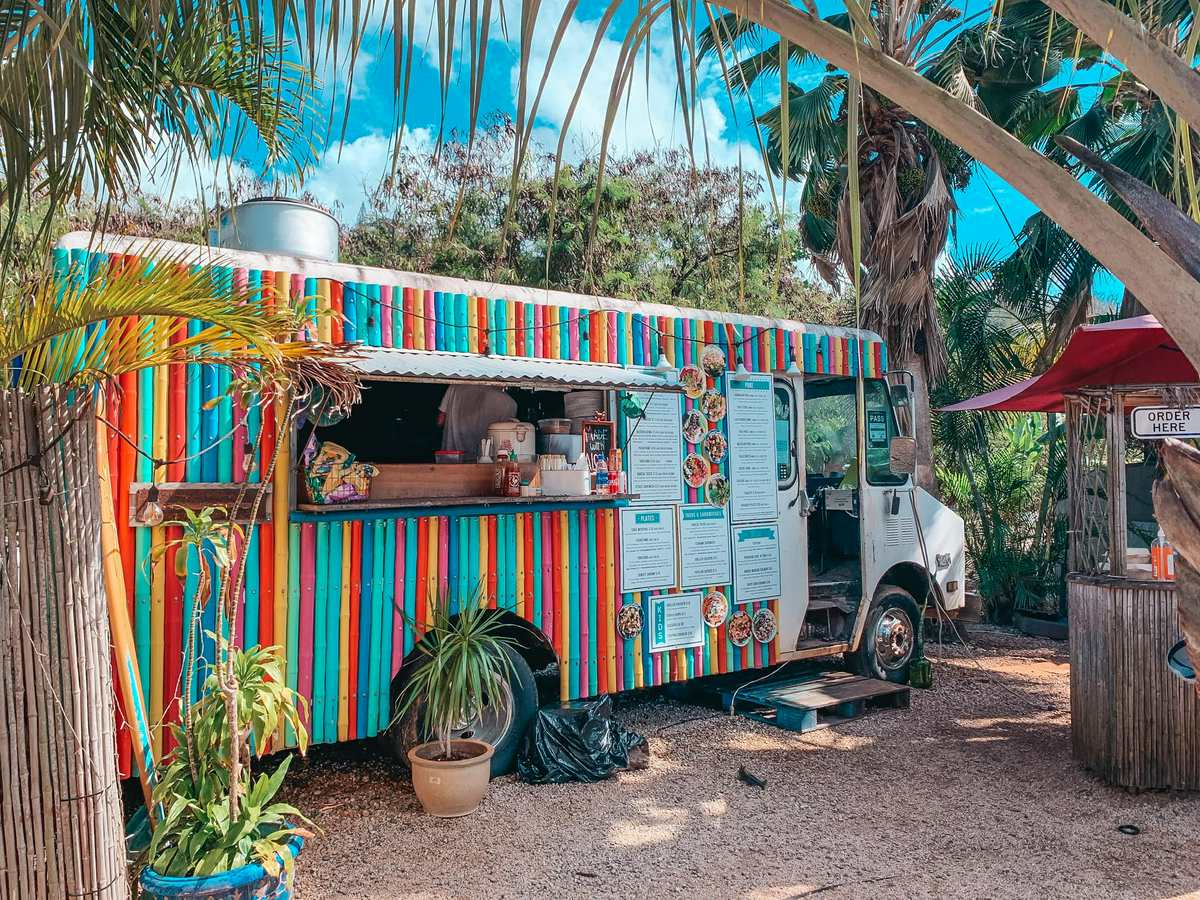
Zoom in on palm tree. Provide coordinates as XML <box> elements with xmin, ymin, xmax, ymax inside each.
<box><xmin>0</xmin><ymin>5</ymin><xmax>351</xmax><ymax>896</ymax></box>
<box><xmin>700</xmin><ymin>0</ymin><xmax>1093</xmax><ymax>488</ymax></box>
<box><xmin>0</xmin><ymin>254</ymin><xmax>358</xmax><ymax>899</ymax></box>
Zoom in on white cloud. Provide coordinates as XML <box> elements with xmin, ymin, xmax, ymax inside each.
<box><xmin>518</xmin><ymin>1</ymin><xmax>761</xmax><ymax>172</ymax></box>
<box><xmin>301</xmin><ymin>127</ymin><xmax>435</xmax><ymax>221</ymax></box>
<box><xmin>130</xmin><ymin>140</ymin><xmax>255</xmax><ymax>206</ymax></box>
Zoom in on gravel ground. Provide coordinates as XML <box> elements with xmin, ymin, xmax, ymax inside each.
<box><xmin>285</xmin><ymin>633</ymin><xmax>1200</xmax><ymax>899</ymax></box>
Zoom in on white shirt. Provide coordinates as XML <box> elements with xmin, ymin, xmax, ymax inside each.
<box><xmin>439</xmin><ymin>385</ymin><xmax>518</xmax><ymax>456</ymax></box>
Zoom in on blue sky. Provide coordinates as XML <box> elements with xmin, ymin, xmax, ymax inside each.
<box><xmin>144</xmin><ymin>0</ymin><xmax>1114</xmax><ymax>301</ymax></box>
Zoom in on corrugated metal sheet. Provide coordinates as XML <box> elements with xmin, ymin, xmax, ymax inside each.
<box><xmin>348</xmin><ymin>348</ymin><xmax>682</xmax><ymax>392</ymax></box>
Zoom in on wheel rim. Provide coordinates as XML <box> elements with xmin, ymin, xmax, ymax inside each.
<box><xmin>873</xmin><ymin>607</ymin><xmax>915</xmax><ymax>671</ymax></box>
<box><xmin>447</xmin><ymin>678</ymin><xmax>514</xmax><ymax>746</ymax></box>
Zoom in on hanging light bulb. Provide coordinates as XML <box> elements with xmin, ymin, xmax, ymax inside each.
<box><xmin>138</xmin><ymin>485</ymin><xmax>164</xmax><ymax>527</ymax></box>
<box><xmin>733</xmin><ymin>355</ymin><xmax>751</xmax><ymax>381</ymax></box>
<box><xmin>786</xmin><ymin>351</ymin><xmax>803</xmax><ymax>376</ymax></box>
<box><xmin>654</xmin><ymin>339</ymin><xmax>673</xmax><ymax>373</ymax></box>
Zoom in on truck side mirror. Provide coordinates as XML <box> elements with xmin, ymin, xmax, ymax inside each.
<box><xmin>889</xmin><ymin>436</ymin><xmax>917</xmax><ymax>476</ymax></box>
<box><xmin>889</xmin><ymin>383</ymin><xmax>911</xmax><ymax>409</ymax></box>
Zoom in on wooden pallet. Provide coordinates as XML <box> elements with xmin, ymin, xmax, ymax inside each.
<box><xmin>721</xmin><ymin>671</ymin><xmax>910</xmax><ymax>734</ymax></box>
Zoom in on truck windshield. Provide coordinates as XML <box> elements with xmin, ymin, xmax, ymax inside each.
<box><xmin>804</xmin><ymin>377</ymin><xmax>906</xmax><ymax>487</ymax></box>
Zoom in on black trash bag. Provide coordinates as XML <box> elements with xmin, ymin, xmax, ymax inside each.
<box><xmin>517</xmin><ymin>695</ymin><xmax>648</xmax><ymax>784</ymax></box>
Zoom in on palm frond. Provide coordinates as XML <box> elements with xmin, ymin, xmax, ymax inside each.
<box><xmin>0</xmin><ymin>2</ymin><xmax>316</xmax><ymax>254</ymax></box>
<box><xmin>3</xmin><ymin>246</ymin><xmax>352</xmax><ymax>389</ymax></box>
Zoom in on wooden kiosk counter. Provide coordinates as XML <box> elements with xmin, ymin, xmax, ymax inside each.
<box><xmin>947</xmin><ymin>317</ymin><xmax>1200</xmax><ymax>791</ymax></box>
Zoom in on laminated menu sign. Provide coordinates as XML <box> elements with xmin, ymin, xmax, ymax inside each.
<box><xmin>649</xmin><ymin>591</ymin><xmax>704</xmax><ymax>652</ymax></box>
<box><xmin>678</xmin><ymin>504</ymin><xmax>732</xmax><ymax>589</ymax></box>
<box><xmin>732</xmin><ymin>523</ymin><xmax>781</xmax><ymax>604</ymax></box>
<box><xmin>618</xmin><ymin>506</ymin><xmax>678</xmax><ymax>592</ymax></box>
<box><xmin>727</xmin><ymin>375</ymin><xmax>778</xmax><ymax>523</ymax></box>
<box><xmin>625</xmin><ymin>391</ymin><xmax>683</xmax><ymax>504</ymax></box>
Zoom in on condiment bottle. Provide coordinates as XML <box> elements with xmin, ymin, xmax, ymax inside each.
<box><xmin>494</xmin><ymin>451</ymin><xmax>509</xmax><ymax>496</ymax></box>
<box><xmin>505</xmin><ymin>455</ymin><xmax>522</xmax><ymax>497</ymax></box>
<box><xmin>609</xmin><ymin>449</ymin><xmax>623</xmax><ymax>494</ymax></box>
<box><xmin>594</xmin><ymin>453</ymin><xmax>608</xmax><ymax>495</ymax></box>
<box><xmin>1151</xmin><ymin>527</ymin><xmax>1176</xmax><ymax>581</ymax></box>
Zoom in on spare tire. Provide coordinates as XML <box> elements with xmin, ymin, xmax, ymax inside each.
<box><xmin>389</xmin><ymin>645</ymin><xmax>537</xmax><ymax>777</ymax></box>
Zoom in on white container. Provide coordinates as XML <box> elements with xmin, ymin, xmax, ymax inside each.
<box><xmin>539</xmin><ymin>433</ymin><xmax>582</xmax><ymax>459</ymax></box>
<box><xmin>541</xmin><ymin>469</ymin><xmax>591</xmax><ymax>497</ymax></box>
<box><xmin>212</xmin><ymin>197</ymin><xmax>339</xmax><ymax>262</ymax></box>
<box><xmin>487</xmin><ymin>420</ymin><xmax>535</xmax><ymax>462</ymax></box>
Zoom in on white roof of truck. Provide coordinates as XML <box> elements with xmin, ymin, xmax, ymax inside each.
<box><xmin>56</xmin><ymin>230</ymin><xmax>882</xmax><ymax>345</ymax></box>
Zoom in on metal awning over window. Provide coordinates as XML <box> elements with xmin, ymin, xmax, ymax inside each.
<box><xmin>347</xmin><ymin>348</ymin><xmax>682</xmax><ymax>393</ymax></box>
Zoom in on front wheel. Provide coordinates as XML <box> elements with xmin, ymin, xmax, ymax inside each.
<box><xmin>389</xmin><ymin>645</ymin><xmax>538</xmax><ymax>777</ymax></box>
<box><xmin>848</xmin><ymin>586</ymin><xmax>922</xmax><ymax>684</ymax></box>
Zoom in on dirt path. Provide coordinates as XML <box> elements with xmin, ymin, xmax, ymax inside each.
<box><xmin>286</xmin><ymin>634</ymin><xmax>1200</xmax><ymax>899</ymax></box>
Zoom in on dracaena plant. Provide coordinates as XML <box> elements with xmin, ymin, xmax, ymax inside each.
<box><xmin>147</xmin><ymin>506</ymin><xmax>312</xmax><ymax>879</ymax></box>
<box><xmin>396</xmin><ymin>586</ymin><xmax>516</xmax><ymax>760</ymax></box>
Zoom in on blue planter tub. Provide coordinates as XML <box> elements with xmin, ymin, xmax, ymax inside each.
<box><xmin>139</xmin><ymin>834</ymin><xmax>304</xmax><ymax>900</ymax></box>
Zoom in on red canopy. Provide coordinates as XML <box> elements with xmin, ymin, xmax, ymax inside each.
<box><xmin>941</xmin><ymin>315</ymin><xmax>1197</xmax><ymax>413</ymax></box>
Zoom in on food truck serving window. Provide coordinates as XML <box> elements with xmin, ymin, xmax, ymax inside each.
<box><xmin>295</xmin><ymin>349</ymin><xmax>682</xmax><ymax>510</ymax></box>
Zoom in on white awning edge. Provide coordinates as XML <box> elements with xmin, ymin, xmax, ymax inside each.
<box><xmin>347</xmin><ymin>348</ymin><xmax>682</xmax><ymax>393</ymax></box>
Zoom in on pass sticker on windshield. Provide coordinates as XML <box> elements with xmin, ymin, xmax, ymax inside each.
<box><xmin>867</xmin><ymin>409</ymin><xmax>889</xmax><ymax>447</ymax></box>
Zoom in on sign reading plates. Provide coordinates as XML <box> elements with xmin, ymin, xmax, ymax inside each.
<box><xmin>648</xmin><ymin>591</ymin><xmax>705</xmax><ymax>652</ymax></box>
<box><xmin>625</xmin><ymin>391</ymin><xmax>684</xmax><ymax>503</ymax></box>
<box><xmin>618</xmin><ymin>506</ymin><xmax>678</xmax><ymax>592</ymax></box>
<box><xmin>1131</xmin><ymin>406</ymin><xmax>1200</xmax><ymax>439</ymax></box>
<box><xmin>678</xmin><ymin>504</ymin><xmax>732</xmax><ymax>589</ymax></box>
<box><xmin>732</xmin><ymin>523</ymin><xmax>781</xmax><ymax>604</ymax></box>
<box><xmin>727</xmin><ymin>375</ymin><xmax>779</xmax><ymax>523</ymax></box>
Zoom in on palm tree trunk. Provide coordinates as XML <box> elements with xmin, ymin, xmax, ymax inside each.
<box><xmin>720</xmin><ymin>0</ymin><xmax>1200</xmax><ymax>367</ymax></box>
<box><xmin>0</xmin><ymin>387</ymin><xmax>127</xmax><ymax>899</ymax></box>
<box><xmin>894</xmin><ymin>348</ymin><xmax>936</xmax><ymax>492</ymax></box>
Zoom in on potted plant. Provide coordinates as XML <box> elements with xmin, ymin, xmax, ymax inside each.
<box><xmin>140</xmin><ymin>509</ymin><xmax>313</xmax><ymax>898</ymax></box>
<box><xmin>398</xmin><ymin>595</ymin><xmax>516</xmax><ymax>817</ymax></box>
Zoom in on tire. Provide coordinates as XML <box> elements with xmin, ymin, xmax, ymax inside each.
<box><xmin>849</xmin><ymin>585</ymin><xmax>922</xmax><ymax>684</ymax></box>
<box><xmin>389</xmin><ymin>645</ymin><xmax>538</xmax><ymax>778</ymax></box>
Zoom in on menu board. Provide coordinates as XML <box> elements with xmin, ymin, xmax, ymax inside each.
<box><xmin>648</xmin><ymin>591</ymin><xmax>705</xmax><ymax>652</ymax></box>
<box><xmin>727</xmin><ymin>375</ymin><xmax>778</xmax><ymax>523</ymax></box>
<box><xmin>732</xmin><ymin>523</ymin><xmax>781</xmax><ymax>604</ymax></box>
<box><xmin>618</xmin><ymin>506</ymin><xmax>679</xmax><ymax>592</ymax></box>
<box><xmin>678</xmin><ymin>504</ymin><xmax>732</xmax><ymax>589</ymax></box>
<box><xmin>624</xmin><ymin>391</ymin><xmax>683</xmax><ymax>503</ymax></box>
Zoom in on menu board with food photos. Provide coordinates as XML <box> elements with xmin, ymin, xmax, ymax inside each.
<box><xmin>625</xmin><ymin>391</ymin><xmax>683</xmax><ymax>504</ymax></box>
<box><xmin>727</xmin><ymin>374</ymin><xmax>779</xmax><ymax>523</ymax></box>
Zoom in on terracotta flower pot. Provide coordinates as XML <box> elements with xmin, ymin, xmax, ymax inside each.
<box><xmin>407</xmin><ymin>739</ymin><xmax>495</xmax><ymax>817</ymax></box>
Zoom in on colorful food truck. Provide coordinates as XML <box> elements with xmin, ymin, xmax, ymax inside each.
<box><xmin>62</xmin><ymin>204</ymin><xmax>964</xmax><ymax>778</ymax></box>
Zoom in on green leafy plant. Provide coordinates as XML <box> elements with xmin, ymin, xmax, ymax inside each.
<box><xmin>396</xmin><ymin>589</ymin><xmax>516</xmax><ymax>761</ymax></box>
<box><xmin>147</xmin><ymin>506</ymin><xmax>312</xmax><ymax>880</ymax></box>
<box><xmin>148</xmin><ymin>645</ymin><xmax>311</xmax><ymax>878</ymax></box>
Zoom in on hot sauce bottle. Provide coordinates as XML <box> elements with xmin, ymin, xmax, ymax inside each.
<box><xmin>505</xmin><ymin>455</ymin><xmax>521</xmax><ymax>497</ymax></box>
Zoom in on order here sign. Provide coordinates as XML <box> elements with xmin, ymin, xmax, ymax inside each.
<box><xmin>1131</xmin><ymin>406</ymin><xmax>1200</xmax><ymax>439</ymax></box>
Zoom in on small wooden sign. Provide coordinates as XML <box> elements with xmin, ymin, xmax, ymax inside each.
<box><xmin>127</xmin><ymin>482</ymin><xmax>273</xmax><ymax>527</ymax></box>
<box><xmin>581</xmin><ymin>418</ymin><xmax>615</xmax><ymax>468</ymax></box>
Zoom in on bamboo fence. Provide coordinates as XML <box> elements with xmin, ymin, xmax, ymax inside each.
<box><xmin>0</xmin><ymin>387</ymin><xmax>127</xmax><ymax>899</ymax></box>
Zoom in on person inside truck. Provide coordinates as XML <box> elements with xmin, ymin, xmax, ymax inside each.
<box><xmin>437</xmin><ymin>384</ymin><xmax>517</xmax><ymax>457</ymax></box>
